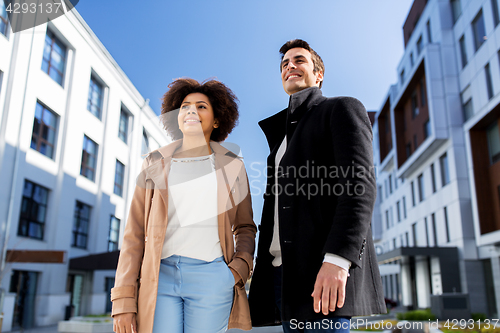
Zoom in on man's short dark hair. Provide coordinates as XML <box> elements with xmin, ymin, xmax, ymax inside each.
<box><xmin>161</xmin><ymin>78</ymin><xmax>239</xmax><ymax>142</ymax></box>
<box><xmin>279</xmin><ymin>39</ymin><xmax>325</xmax><ymax>88</ymax></box>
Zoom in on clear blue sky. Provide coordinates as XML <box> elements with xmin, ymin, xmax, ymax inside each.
<box><xmin>75</xmin><ymin>0</ymin><xmax>413</xmax><ymax>224</ymax></box>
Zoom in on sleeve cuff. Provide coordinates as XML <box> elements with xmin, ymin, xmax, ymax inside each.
<box><xmin>323</xmin><ymin>253</ymin><xmax>351</xmax><ymax>274</ymax></box>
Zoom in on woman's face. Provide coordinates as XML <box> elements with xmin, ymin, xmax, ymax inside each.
<box><xmin>178</xmin><ymin>93</ymin><xmax>218</xmax><ymax>141</ymax></box>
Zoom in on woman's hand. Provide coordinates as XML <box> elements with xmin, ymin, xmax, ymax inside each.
<box><xmin>113</xmin><ymin>313</ymin><xmax>137</xmax><ymax>333</ymax></box>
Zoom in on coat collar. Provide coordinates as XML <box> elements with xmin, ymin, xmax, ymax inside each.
<box><xmin>258</xmin><ymin>86</ymin><xmax>326</xmax><ymax>151</ymax></box>
<box><xmin>153</xmin><ymin>139</ymin><xmax>239</xmax><ymax>164</ymax></box>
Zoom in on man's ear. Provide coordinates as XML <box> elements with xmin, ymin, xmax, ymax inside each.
<box><xmin>316</xmin><ymin>71</ymin><xmax>324</xmax><ymax>85</ymax></box>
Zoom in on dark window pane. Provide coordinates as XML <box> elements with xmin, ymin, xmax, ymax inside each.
<box><xmin>42</xmin><ymin>30</ymin><xmax>66</xmax><ymax>86</ymax></box>
<box><xmin>451</xmin><ymin>0</ymin><xmax>462</xmax><ymax>23</ymax></box>
<box><xmin>31</xmin><ymin>102</ymin><xmax>58</xmax><ymax>159</ymax></box>
<box><xmin>486</xmin><ymin>122</ymin><xmax>500</xmax><ymax>164</ymax></box>
<box><xmin>463</xmin><ymin>98</ymin><xmax>473</xmax><ymax>121</ymax></box>
<box><xmin>17</xmin><ymin>180</ymin><xmax>48</xmax><ymax>240</ymax></box>
<box><xmin>473</xmin><ymin>10</ymin><xmax>486</xmax><ymax>51</ymax></box>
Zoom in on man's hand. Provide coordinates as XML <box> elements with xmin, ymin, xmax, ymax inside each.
<box><xmin>311</xmin><ymin>262</ymin><xmax>348</xmax><ymax>315</ymax></box>
<box><xmin>113</xmin><ymin>313</ymin><xmax>137</xmax><ymax>333</ymax></box>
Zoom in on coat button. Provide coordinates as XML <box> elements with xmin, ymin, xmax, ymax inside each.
<box><xmin>359</xmin><ymin>254</ymin><xmax>362</xmax><ymax>260</ymax></box>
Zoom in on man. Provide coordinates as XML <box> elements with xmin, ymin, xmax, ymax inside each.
<box><xmin>248</xmin><ymin>39</ymin><xmax>386</xmax><ymax>332</ymax></box>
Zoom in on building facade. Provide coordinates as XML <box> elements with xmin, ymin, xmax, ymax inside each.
<box><xmin>373</xmin><ymin>0</ymin><xmax>500</xmax><ymax>318</ymax></box>
<box><xmin>0</xmin><ymin>4</ymin><xmax>170</xmax><ymax>331</ymax></box>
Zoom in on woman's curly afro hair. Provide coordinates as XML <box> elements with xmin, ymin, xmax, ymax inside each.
<box><xmin>160</xmin><ymin>78</ymin><xmax>239</xmax><ymax>142</ymax></box>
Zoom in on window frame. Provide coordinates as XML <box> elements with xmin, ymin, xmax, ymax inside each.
<box><xmin>462</xmin><ymin>98</ymin><xmax>473</xmax><ymax>121</ymax></box>
<box><xmin>418</xmin><ymin>173</ymin><xmax>425</xmax><ymax>202</ymax></box>
<box><xmin>416</xmin><ymin>35</ymin><xmax>423</xmax><ymax>55</ymax></box>
<box><xmin>80</xmin><ymin>135</ymin><xmax>98</xmax><ymax>182</ymax></box>
<box><xmin>108</xmin><ymin>216</ymin><xmax>120</xmax><ymax>252</ymax></box>
<box><xmin>485</xmin><ymin>63</ymin><xmax>494</xmax><ymax>100</ymax></box>
<box><xmin>472</xmin><ymin>9</ymin><xmax>486</xmax><ymax>52</ymax></box>
<box><xmin>431</xmin><ymin>163</ymin><xmax>437</xmax><ymax>193</ymax></box>
<box><xmin>17</xmin><ymin>180</ymin><xmax>49</xmax><ymax>240</ymax></box>
<box><xmin>118</xmin><ymin>108</ymin><xmax>129</xmax><ymax>144</ymax></box>
<box><xmin>492</xmin><ymin>0</ymin><xmax>500</xmax><ymax>27</ymax></box>
<box><xmin>114</xmin><ymin>160</ymin><xmax>125</xmax><ymax>197</ymax></box>
<box><xmin>42</xmin><ymin>29</ymin><xmax>67</xmax><ymax>86</ymax></box>
<box><xmin>72</xmin><ymin>201</ymin><xmax>91</xmax><ymax>249</ymax></box>
<box><xmin>0</xmin><ymin>1</ymin><xmax>9</xmax><ymax>36</ymax></box>
<box><xmin>31</xmin><ymin>101</ymin><xmax>58</xmax><ymax>159</ymax></box>
<box><xmin>459</xmin><ymin>35</ymin><xmax>468</xmax><ymax>68</ymax></box>
<box><xmin>87</xmin><ymin>75</ymin><xmax>104</xmax><ymax>120</ymax></box>
<box><xmin>440</xmin><ymin>153</ymin><xmax>450</xmax><ymax>186</ymax></box>
<box><xmin>486</xmin><ymin>121</ymin><xmax>500</xmax><ymax>164</ymax></box>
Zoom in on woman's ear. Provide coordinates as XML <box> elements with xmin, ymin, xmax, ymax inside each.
<box><xmin>214</xmin><ymin>120</ymin><xmax>219</xmax><ymax>128</ymax></box>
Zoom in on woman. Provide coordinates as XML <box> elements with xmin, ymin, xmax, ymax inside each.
<box><xmin>111</xmin><ymin>78</ymin><xmax>256</xmax><ymax>333</ymax></box>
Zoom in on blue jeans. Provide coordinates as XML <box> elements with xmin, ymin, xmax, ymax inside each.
<box><xmin>152</xmin><ymin>255</ymin><xmax>234</xmax><ymax>333</ymax></box>
<box><xmin>274</xmin><ymin>266</ymin><xmax>350</xmax><ymax>333</ymax></box>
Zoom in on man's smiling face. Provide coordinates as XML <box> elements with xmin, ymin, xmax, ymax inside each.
<box><xmin>281</xmin><ymin>47</ymin><xmax>323</xmax><ymax>95</ymax></box>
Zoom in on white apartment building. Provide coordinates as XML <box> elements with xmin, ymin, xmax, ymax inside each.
<box><xmin>373</xmin><ymin>0</ymin><xmax>500</xmax><ymax>318</ymax></box>
<box><xmin>0</xmin><ymin>4</ymin><xmax>170</xmax><ymax>331</ymax></box>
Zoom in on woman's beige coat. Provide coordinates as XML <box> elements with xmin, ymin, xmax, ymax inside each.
<box><xmin>111</xmin><ymin>140</ymin><xmax>257</xmax><ymax>332</ymax></box>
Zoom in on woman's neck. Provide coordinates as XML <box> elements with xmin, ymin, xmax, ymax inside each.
<box><xmin>174</xmin><ymin>136</ymin><xmax>212</xmax><ymax>158</ymax></box>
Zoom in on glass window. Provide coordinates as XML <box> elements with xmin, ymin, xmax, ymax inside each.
<box><xmin>72</xmin><ymin>201</ymin><xmax>90</xmax><ymax>249</ymax></box>
<box><xmin>406</xmin><ymin>142</ymin><xmax>412</xmax><ymax>158</ymax></box>
<box><xmin>403</xmin><ymin>196</ymin><xmax>407</xmax><ymax>219</ymax></box>
<box><xmin>411</xmin><ymin>92</ymin><xmax>419</xmax><ymax>119</ymax></box>
<box><xmin>87</xmin><ymin>75</ymin><xmax>103</xmax><ymax>119</ymax></box>
<box><xmin>42</xmin><ymin>30</ymin><xmax>66</xmax><ymax>85</ymax></box>
<box><xmin>463</xmin><ymin>98</ymin><xmax>473</xmax><ymax>121</ymax></box>
<box><xmin>431</xmin><ymin>163</ymin><xmax>437</xmax><ymax>193</ymax></box>
<box><xmin>486</xmin><ymin>121</ymin><xmax>500</xmax><ymax>164</ymax></box>
<box><xmin>485</xmin><ymin>63</ymin><xmax>494</xmax><ymax>100</ymax></box>
<box><xmin>492</xmin><ymin>0</ymin><xmax>500</xmax><ymax>26</ymax></box>
<box><xmin>424</xmin><ymin>119</ymin><xmax>431</xmax><ymax>139</ymax></box>
<box><xmin>444</xmin><ymin>207</ymin><xmax>450</xmax><ymax>242</ymax></box>
<box><xmin>80</xmin><ymin>135</ymin><xmax>98</xmax><ymax>181</ymax></box>
<box><xmin>397</xmin><ymin>201</ymin><xmax>401</xmax><ymax>222</ymax></box>
<box><xmin>459</xmin><ymin>36</ymin><xmax>467</xmax><ymax>68</ymax></box>
<box><xmin>378</xmin><ymin>185</ymin><xmax>383</xmax><ymax>203</ymax></box>
<box><xmin>472</xmin><ymin>10</ymin><xmax>486</xmax><ymax>51</ymax></box>
<box><xmin>108</xmin><ymin>216</ymin><xmax>120</xmax><ymax>252</ymax></box>
<box><xmin>400</xmin><ymin>69</ymin><xmax>405</xmax><ymax>85</ymax></box>
<box><xmin>388</xmin><ymin>175</ymin><xmax>393</xmax><ymax>194</ymax></box>
<box><xmin>432</xmin><ymin>213</ymin><xmax>438</xmax><ymax>246</ymax></box>
<box><xmin>425</xmin><ymin>217</ymin><xmax>430</xmax><ymax>246</ymax></box>
<box><xmin>417</xmin><ymin>36</ymin><xmax>423</xmax><ymax>55</ymax></box>
<box><xmin>418</xmin><ymin>173</ymin><xmax>425</xmax><ymax>202</ymax></box>
<box><xmin>114</xmin><ymin>160</ymin><xmax>125</xmax><ymax>197</ymax></box>
<box><xmin>411</xmin><ymin>181</ymin><xmax>416</xmax><ymax>207</ymax></box>
<box><xmin>386</xmin><ymin>210</ymin><xmax>390</xmax><ymax>229</ymax></box>
<box><xmin>18</xmin><ymin>180</ymin><xmax>49</xmax><ymax>240</ymax></box>
<box><xmin>451</xmin><ymin>0</ymin><xmax>462</xmax><ymax>23</ymax></box>
<box><xmin>0</xmin><ymin>1</ymin><xmax>8</xmax><ymax>36</ymax></box>
<box><xmin>426</xmin><ymin>20</ymin><xmax>432</xmax><ymax>43</ymax></box>
<box><xmin>31</xmin><ymin>102</ymin><xmax>58</xmax><ymax>159</ymax></box>
<box><xmin>420</xmin><ymin>79</ymin><xmax>426</xmax><ymax>107</ymax></box>
<box><xmin>412</xmin><ymin>222</ymin><xmax>418</xmax><ymax>246</ymax></box>
<box><xmin>141</xmin><ymin>129</ymin><xmax>149</xmax><ymax>156</ymax></box>
<box><xmin>440</xmin><ymin>153</ymin><xmax>450</xmax><ymax>186</ymax></box>
<box><xmin>410</xmin><ymin>52</ymin><xmax>414</xmax><ymax>67</ymax></box>
<box><xmin>118</xmin><ymin>109</ymin><xmax>129</xmax><ymax>143</ymax></box>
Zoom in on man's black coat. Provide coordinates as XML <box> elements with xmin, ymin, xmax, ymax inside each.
<box><xmin>248</xmin><ymin>87</ymin><xmax>386</xmax><ymax>326</ymax></box>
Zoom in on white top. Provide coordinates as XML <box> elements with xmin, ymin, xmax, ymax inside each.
<box><xmin>161</xmin><ymin>153</ymin><xmax>223</xmax><ymax>261</ymax></box>
<box><xmin>269</xmin><ymin>137</ymin><xmax>351</xmax><ymax>272</ymax></box>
